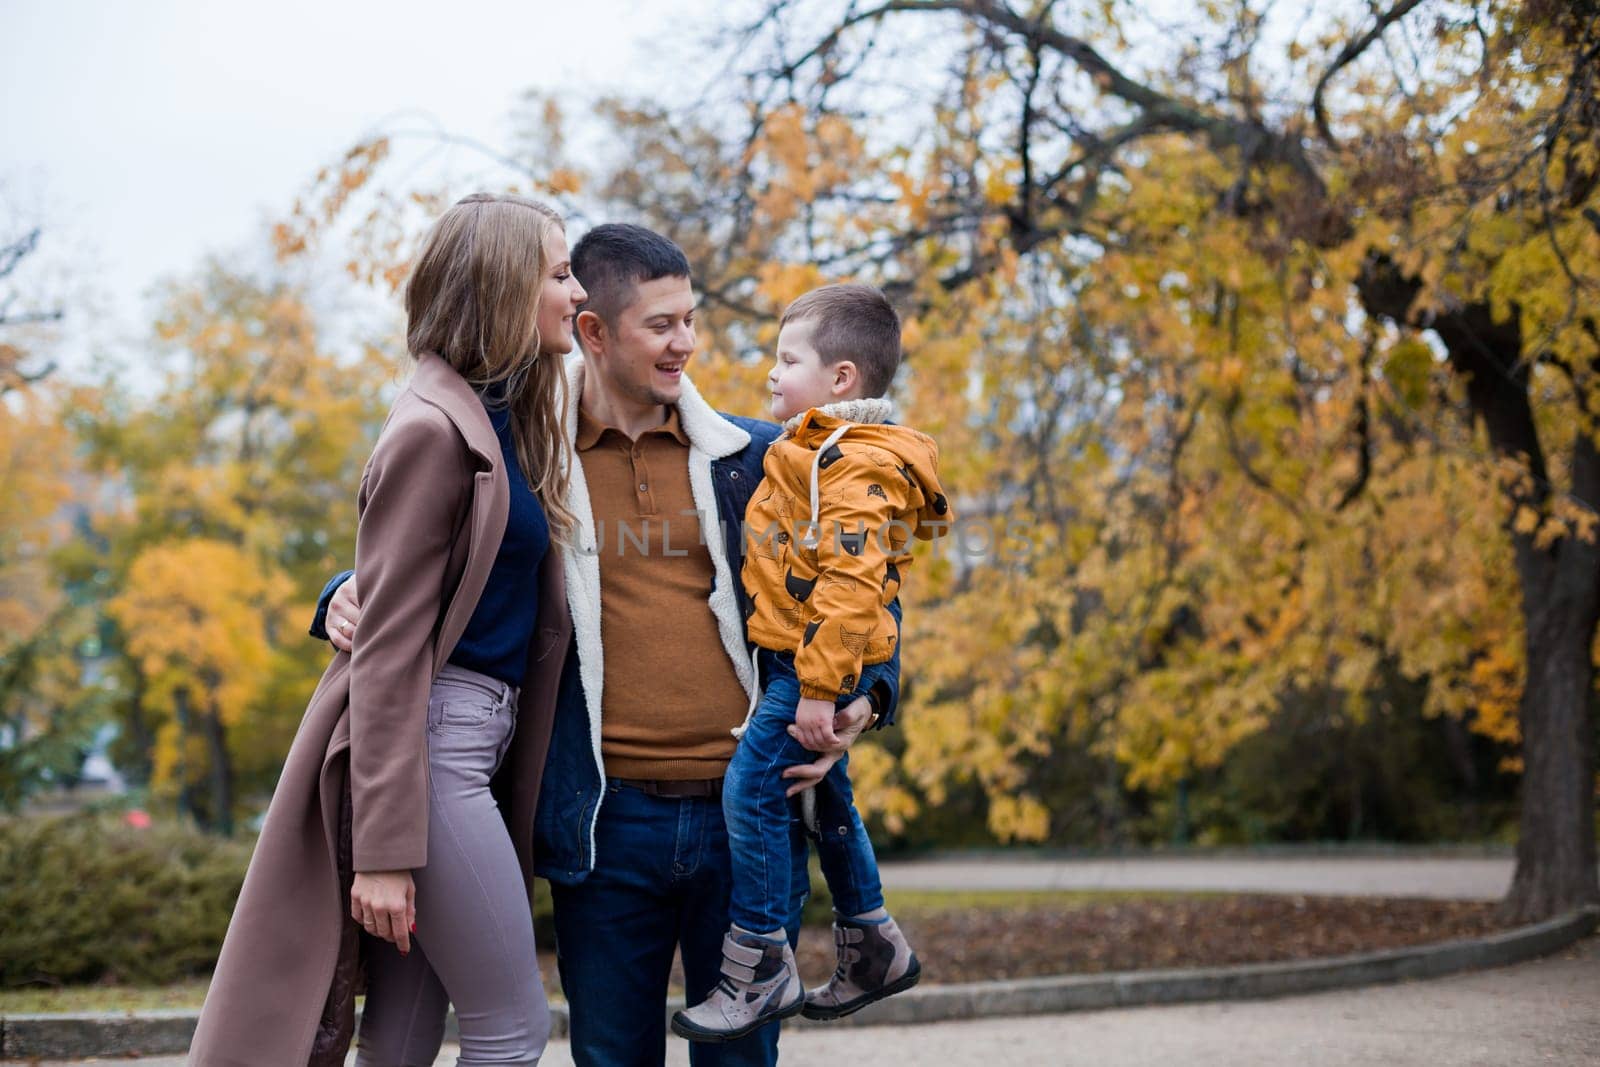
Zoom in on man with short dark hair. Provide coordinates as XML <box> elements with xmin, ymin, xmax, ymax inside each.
<box><xmin>319</xmin><ymin>223</ymin><xmax>899</xmax><ymax>1066</ymax></box>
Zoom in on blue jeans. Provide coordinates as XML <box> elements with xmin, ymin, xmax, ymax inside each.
<box><xmin>724</xmin><ymin>651</ymin><xmax>890</xmax><ymax>934</ymax></box>
<box><xmin>550</xmin><ymin>779</ymin><xmax>808</xmax><ymax>1067</ymax></box>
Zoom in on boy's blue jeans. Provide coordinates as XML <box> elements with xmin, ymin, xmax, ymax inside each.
<box><xmin>724</xmin><ymin>649</ymin><xmax>891</xmax><ymax>934</ymax></box>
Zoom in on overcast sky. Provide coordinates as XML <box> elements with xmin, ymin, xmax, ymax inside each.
<box><xmin>1</xmin><ymin>0</ymin><xmax>697</xmax><ymax>378</ymax></box>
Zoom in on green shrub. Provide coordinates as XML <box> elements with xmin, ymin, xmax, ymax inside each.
<box><xmin>0</xmin><ymin>813</ymin><xmax>253</xmax><ymax>986</ymax></box>
<box><xmin>1</xmin><ymin>812</ymin><xmax>838</xmax><ymax>988</ymax></box>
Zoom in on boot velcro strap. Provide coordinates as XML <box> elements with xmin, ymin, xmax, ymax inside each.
<box><xmin>834</xmin><ymin>922</ymin><xmax>865</xmax><ymax>964</ymax></box>
<box><xmin>723</xmin><ymin>959</ymin><xmax>759</xmax><ymax>983</ymax></box>
<box><xmin>724</xmin><ymin>936</ymin><xmax>767</xmax><ymax>966</ymax></box>
<box><xmin>722</xmin><ymin>934</ymin><xmax>766</xmax><ymax>982</ymax></box>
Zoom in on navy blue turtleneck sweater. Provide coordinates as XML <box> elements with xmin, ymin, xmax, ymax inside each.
<box><xmin>447</xmin><ymin>399</ymin><xmax>549</xmax><ymax>687</ymax></box>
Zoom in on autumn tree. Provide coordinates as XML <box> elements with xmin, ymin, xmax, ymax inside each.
<box><xmin>107</xmin><ymin>540</ymin><xmax>291</xmax><ymax>835</ymax></box>
<box><xmin>720</xmin><ymin>0</ymin><xmax>1598</xmax><ymax>920</ymax></box>
<box><xmin>0</xmin><ymin>220</ymin><xmax>105</xmax><ymax>809</ymax></box>
<box><xmin>68</xmin><ymin>260</ymin><xmax>392</xmax><ymax>831</ymax></box>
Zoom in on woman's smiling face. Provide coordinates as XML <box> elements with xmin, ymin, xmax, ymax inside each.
<box><xmin>535</xmin><ymin>227</ymin><xmax>586</xmax><ymax>355</ymax></box>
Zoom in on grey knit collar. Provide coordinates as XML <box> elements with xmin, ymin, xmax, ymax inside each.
<box><xmin>782</xmin><ymin>397</ymin><xmax>894</xmax><ymax>434</ymax></box>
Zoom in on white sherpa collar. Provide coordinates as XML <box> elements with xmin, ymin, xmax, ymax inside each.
<box><xmin>782</xmin><ymin>397</ymin><xmax>894</xmax><ymax>434</ymax></box>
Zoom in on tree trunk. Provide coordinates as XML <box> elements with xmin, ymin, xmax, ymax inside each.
<box><xmin>1357</xmin><ymin>256</ymin><xmax>1600</xmax><ymax>922</ymax></box>
<box><xmin>1503</xmin><ymin>416</ymin><xmax>1600</xmax><ymax>921</ymax></box>
<box><xmin>172</xmin><ymin>685</ymin><xmax>197</xmax><ymax>826</ymax></box>
<box><xmin>121</xmin><ymin>670</ymin><xmax>154</xmax><ymax>789</ymax></box>
<box><xmin>199</xmin><ymin>695</ymin><xmax>235</xmax><ymax>838</ymax></box>
<box><xmin>1505</xmin><ymin>593</ymin><xmax>1600</xmax><ymax>921</ymax></box>
<box><xmin>1439</xmin><ymin>713</ymin><xmax>1479</xmax><ymax>795</ymax></box>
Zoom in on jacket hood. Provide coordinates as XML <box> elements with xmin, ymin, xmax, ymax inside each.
<box><xmin>786</xmin><ymin>402</ymin><xmax>949</xmax><ymax>535</ymax></box>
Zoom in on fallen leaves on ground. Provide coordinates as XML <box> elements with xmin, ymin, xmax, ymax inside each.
<box><xmin>792</xmin><ymin>894</ymin><xmax>1507</xmax><ymax>983</ymax></box>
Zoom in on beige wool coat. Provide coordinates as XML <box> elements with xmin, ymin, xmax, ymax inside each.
<box><xmin>188</xmin><ymin>353</ymin><xmax>571</xmax><ymax>1066</ymax></box>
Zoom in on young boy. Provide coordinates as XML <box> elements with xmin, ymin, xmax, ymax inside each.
<box><xmin>672</xmin><ymin>283</ymin><xmax>951</xmax><ymax>1042</ymax></box>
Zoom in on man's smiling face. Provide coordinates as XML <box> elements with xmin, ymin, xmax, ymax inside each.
<box><xmin>595</xmin><ymin>274</ymin><xmax>697</xmax><ymax>408</ymax></box>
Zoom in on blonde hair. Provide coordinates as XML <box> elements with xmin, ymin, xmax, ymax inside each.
<box><xmin>405</xmin><ymin>192</ymin><xmax>575</xmax><ymax>540</ymax></box>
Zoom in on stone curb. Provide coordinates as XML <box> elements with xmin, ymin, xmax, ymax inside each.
<box><xmin>804</xmin><ymin>905</ymin><xmax>1600</xmax><ymax>1029</ymax></box>
<box><xmin>4</xmin><ymin>908</ymin><xmax>1595</xmax><ymax>1060</ymax></box>
<box><xmin>894</xmin><ymin>843</ymin><xmax>1522</xmax><ymax>860</ymax></box>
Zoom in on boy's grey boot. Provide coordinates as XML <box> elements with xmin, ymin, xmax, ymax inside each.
<box><xmin>671</xmin><ymin>927</ymin><xmax>804</xmax><ymax>1043</ymax></box>
<box><xmin>802</xmin><ymin>914</ymin><xmax>921</xmax><ymax>1020</ymax></box>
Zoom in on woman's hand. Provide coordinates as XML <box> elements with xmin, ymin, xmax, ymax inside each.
<box><xmin>327</xmin><ymin>578</ymin><xmax>363</xmax><ymax>653</ymax></box>
<box><xmin>351</xmin><ymin>870</ymin><xmax>415</xmax><ymax>954</ymax></box>
<box><xmin>782</xmin><ymin>695</ymin><xmax>873</xmax><ymax>797</ymax></box>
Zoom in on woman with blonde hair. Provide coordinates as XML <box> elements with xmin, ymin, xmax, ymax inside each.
<box><xmin>190</xmin><ymin>193</ymin><xmax>583</xmax><ymax>1067</ymax></box>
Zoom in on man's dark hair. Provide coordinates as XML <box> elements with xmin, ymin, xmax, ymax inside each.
<box><xmin>570</xmin><ymin>223</ymin><xmax>692</xmax><ymax>327</ymax></box>
<box><xmin>780</xmin><ymin>283</ymin><xmax>902</xmax><ymax>397</ymax></box>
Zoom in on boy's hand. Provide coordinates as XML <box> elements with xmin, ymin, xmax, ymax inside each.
<box><xmin>783</xmin><ymin>696</ymin><xmax>872</xmax><ymax>796</ymax></box>
<box><xmin>794</xmin><ymin>696</ymin><xmax>842</xmax><ymax>752</ymax></box>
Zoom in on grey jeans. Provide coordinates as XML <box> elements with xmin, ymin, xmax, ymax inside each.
<box><xmin>355</xmin><ymin>664</ymin><xmax>549</xmax><ymax>1067</ymax></box>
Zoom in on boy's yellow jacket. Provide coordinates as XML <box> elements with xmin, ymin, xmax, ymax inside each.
<box><xmin>741</xmin><ymin>399</ymin><xmax>951</xmax><ymax>700</ymax></box>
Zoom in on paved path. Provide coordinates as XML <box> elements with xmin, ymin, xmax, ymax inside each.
<box><xmin>25</xmin><ymin>853</ymin><xmax>1600</xmax><ymax>1066</ymax></box>
<box><xmin>878</xmin><ymin>853</ymin><xmax>1524</xmax><ymax>900</ymax></box>
<box><xmin>44</xmin><ymin>935</ymin><xmax>1598</xmax><ymax>1066</ymax></box>
<box><xmin>706</xmin><ymin>934</ymin><xmax>1600</xmax><ymax>1066</ymax></box>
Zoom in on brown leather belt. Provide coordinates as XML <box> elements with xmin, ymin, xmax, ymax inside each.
<box><xmin>612</xmin><ymin>776</ymin><xmax>724</xmax><ymax>799</ymax></box>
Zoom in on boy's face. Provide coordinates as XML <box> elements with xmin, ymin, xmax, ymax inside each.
<box><xmin>768</xmin><ymin>318</ymin><xmax>855</xmax><ymax>420</ymax></box>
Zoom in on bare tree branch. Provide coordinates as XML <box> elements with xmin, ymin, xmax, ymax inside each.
<box><xmin>0</xmin><ymin>227</ymin><xmax>66</xmax><ymax>339</ymax></box>
<box><xmin>0</xmin><ymin>309</ymin><xmax>64</xmax><ymax>328</ymax></box>
<box><xmin>1014</xmin><ymin>32</ymin><xmax>1044</xmax><ymax>240</ymax></box>
<box><xmin>770</xmin><ymin>0</ymin><xmax>1323</xmax><ymax>182</ymax></box>
<box><xmin>1334</xmin><ymin>332</ymin><xmax>1376</xmax><ymax>511</ymax></box>
<box><xmin>0</xmin><ymin>228</ymin><xmax>43</xmax><ymax>281</ymax></box>
<box><xmin>1311</xmin><ymin>0</ymin><xmax>1429</xmax><ymax>148</ymax></box>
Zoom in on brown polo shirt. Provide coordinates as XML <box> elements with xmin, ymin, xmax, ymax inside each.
<box><xmin>577</xmin><ymin>405</ymin><xmax>750</xmax><ymax>779</ymax></box>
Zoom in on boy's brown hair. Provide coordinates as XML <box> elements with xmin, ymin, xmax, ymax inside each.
<box><xmin>780</xmin><ymin>283</ymin><xmax>902</xmax><ymax>397</ymax></box>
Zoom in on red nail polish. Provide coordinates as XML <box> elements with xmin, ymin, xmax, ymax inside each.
<box><xmin>410</xmin><ymin>922</ymin><xmax>417</xmax><ymax>933</ymax></box>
